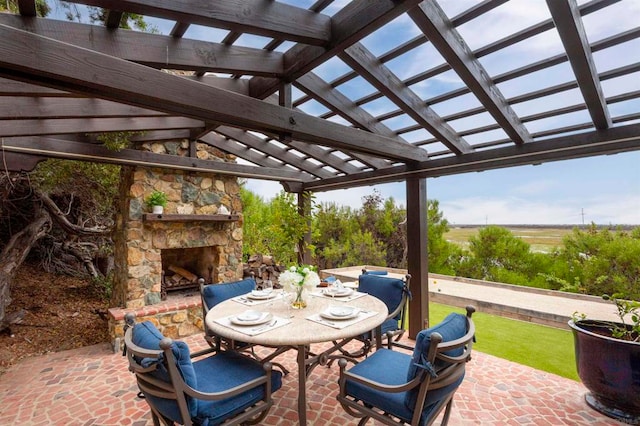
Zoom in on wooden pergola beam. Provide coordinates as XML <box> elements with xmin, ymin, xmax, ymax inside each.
<box><xmin>249</xmin><ymin>0</ymin><xmax>424</xmax><ymax>98</ymax></box>
<box><xmin>1</xmin><ymin>136</ymin><xmax>308</xmax><ymax>182</ymax></box>
<box><xmin>340</xmin><ymin>43</ymin><xmax>473</xmax><ymax>155</ymax></box>
<box><xmin>409</xmin><ymin>2</ymin><xmax>531</xmax><ymax>146</ymax></box>
<box><xmin>0</xmin><ymin>24</ymin><xmax>428</xmax><ymax>163</ymax></box>
<box><xmin>63</xmin><ymin>0</ymin><xmax>331</xmax><ymax>46</ymax></box>
<box><xmin>302</xmin><ymin>123</ymin><xmax>640</xmax><ymax>191</ymax></box>
<box><xmin>0</xmin><ymin>15</ymin><xmax>284</xmax><ymax>77</ymax></box>
<box><xmin>0</xmin><ymin>116</ymin><xmax>203</xmax><ymax>137</ymax></box>
<box><xmin>546</xmin><ymin>0</ymin><xmax>611</xmax><ymax>129</ymax></box>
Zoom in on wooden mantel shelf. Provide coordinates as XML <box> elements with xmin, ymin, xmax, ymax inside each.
<box><xmin>143</xmin><ymin>213</ymin><xmax>240</xmax><ymax>222</ymax></box>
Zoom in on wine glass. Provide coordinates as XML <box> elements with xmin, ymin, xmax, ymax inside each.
<box><xmin>263</xmin><ymin>279</ymin><xmax>273</xmax><ymax>294</ymax></box>
<box><xmin>281</xmin><ymin>289</ymin><xmax>294</xmax><ymax>318</ymax></box>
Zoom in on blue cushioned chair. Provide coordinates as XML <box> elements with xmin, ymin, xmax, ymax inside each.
<box><xmin>337</xmin><ymin>306</ymin><xmax>475</xmax><ymax>426</ymax></box>
<box><xmin>200</xmin><ymin>277</ymin><xmax>256</xmax><ymax>353</ymax></box>
<box><xmin>200</xmin><ymin>278</ymin><xmax>291</xmax><ymax>375</ymax></box>
<box><xmin>334</xmin><ymin>272</ymin><xmax>411</xmax><ymax>360</ymax></box>
<box><xmin>123</xmin><ymin>313</ymin><xmax>282</xmax><ymax>426</ymax></box>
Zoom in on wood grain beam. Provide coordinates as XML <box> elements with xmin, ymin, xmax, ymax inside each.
<box><xmin>104</xmin><ymin>10</ymin><xmax>123</xmax><ymax>28</ymax></box>
<box><xmin>214</xmin><ymin>126</ymin><xmax>336</xmax><ymax>179</ymax></box>
<box><xmin>17</xmin><ymin>0</ymin><xmax>36</xmax><ymax>16</ymax></box>
<box><xmin>63</xmin><ymin>0</ymin><xmax>331</xmax><ymax>46</ymax></box>
<box><xmin>0</xmin><ymin>24</ymin><xmax>428</xmax><ymax>162</ymax></box>
<box><xmin>249</xmin><ymin>0</ymin><xmax>424</xmax><ymax>98</ymax></box>
<box><xmin>295</xmin><ymin>72</ymin><xmax>392</xmax><ymax>169</ymax></box>
<box><xmin>0</xmin><ymin>151</ymin><xmax>44</xmax><ymax>172</ymax></box>
<box><xmin>2</xmin><ymin>136</ymin><xmax>308</xmax><ymax>182</ymax></box>
<box><xmin>0</xmin><ymin>116</ymin><xmax>203</xmax><ymax>137</ymax></box>
<box><xmin>0</xmin><ymin>97</ymin><xmax>167</xmax><ymax>119</ymax></box>
<box><xmin>302</xmin><ymin>123</ymin><xmax>640</xmax><ymax>191</ymax></box>
<box><xmin>546</xmin><ymin>0</ymin><xmax>611</xmax><ymax>129</ymax></box>
<box><xmin>409</xmin><ymin>2</ymin><xmax>531</xmax><ymax>146</ymax></box>
<box><xmin>0</xmin><ymin>15</ymin><xmax>283</xmax><ymax>77</ymax></box>
<box><xmin>341</xmin><ymin>43</ymin><xmax>472</xmax><ymax>155</ymax></box>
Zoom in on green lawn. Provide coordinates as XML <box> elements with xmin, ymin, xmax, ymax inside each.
<box><xmin>426</xmin><ymin>303</ymin><xmax>579</xmax><ymax>381</ymax></box>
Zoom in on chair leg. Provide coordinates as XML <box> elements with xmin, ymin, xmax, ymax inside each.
<box><xmin>357</xmin><ymin>416</ymin><xmax>370</xmax><ymax>426</ymax></box>
<box><xmin>439</xmin><ymin>398</ymin><xmax>454</xmax><ymax>426</ymax></box>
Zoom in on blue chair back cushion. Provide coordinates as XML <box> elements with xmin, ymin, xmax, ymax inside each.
<box><xmin>132</xmin><ymin>321</ymin><xmax>198</xmax><ymax>420</ymax></box>
<box><xmin>358</xmin><ymin>274</ymin><xmax>405</xmax><ymax>321</ymax></box>
<box><xmin>202</xmin><ymin>278</ymin><xmax>255</xmax><ymax>310</ymax></box>
<box><xmin>363</xmin><ymin>270</ymin><xmax>388</xmax><ymax>275</ymax></box>
<box><xmin>405</xmin><ymin>313</ymin><xmax>468</xmax><ymax>410</ymax></box>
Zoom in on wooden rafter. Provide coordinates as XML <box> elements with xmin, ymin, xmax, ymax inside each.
<box><xmin>249</xmin><ymin>0</ymin><xmax>424</xmax><ymax>98</ymax></box>
<box><xmin>0</xmin><ymin>15</ymin><xmax>284</xmax><ymax>77</ymax></box>
<box><xmin>340</xmin><ymin>43</ymin><xmax>472</xmax><ymax>155</ymax></box>
<box><xmin>63</xmin><ymin>0</ymin><xmax>331</xmax><ymax>46</ymax></box>
<box><xmin>409</xmin><ymin>2</ymin><xmax>531</xmax><ymax>146</ymax></box>
<box><xmin>546</xmin><ymin>0</ymin><xmax>611</xmax><ymax>129</ymax></box>
<box><xmin>2</xmin><ymin>136</ymin><xmax>307</xmax><ymax>182</ymax></box>
<box><xmin>302</xmin><ymin>123</ymin><xmax>640</xmax><ymax>191</ymax></box>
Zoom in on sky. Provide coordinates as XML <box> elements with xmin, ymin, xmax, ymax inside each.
<box><xmin>49</xmin><ymin>1</ymin><xmax>640</xmax><ymax>225</ymax></box>
<box><xmin>245</xmin><ymin>151</ymin><xmax>640</xmax><ymax>225</ymax></box>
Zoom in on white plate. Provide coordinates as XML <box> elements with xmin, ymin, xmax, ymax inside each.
<box><xmin>320</xmin><ymin>306</ymin><xmax>359</xmax><ymax>320</ymax></box>
<box><xmin>324</xmin><ymin>287</ymin><xmax>353</xmax><ymax>297</ymax></box>
<box><xmin>247</xmin><ymin>290</ymin><xmax>276</xmax><ymax>300</ymax></box>
<box><xmin>231</xmin><ymin>311</ymin><xmax>272</xmax><ymax>326</ymax></box>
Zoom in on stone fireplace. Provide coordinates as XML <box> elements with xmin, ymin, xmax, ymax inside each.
<box><xmin>107</xmin><ymin>140</ymin><xmax>244</xmax><ymax>348</ymax></box>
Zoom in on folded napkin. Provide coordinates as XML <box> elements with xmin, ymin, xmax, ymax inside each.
<box><xmin>214</xmin><ymin>314</ymin><xmax>291</xmax><ymax>336</ymax></box>
<box><xmin>233</xmin><ymin>292</ymin><xmax>283</xmax><ymax>306</ymax></box>
<box><xmin>310</xmin><ymin>290</ymin><xmax>367</xmax><ymax>302</ymax></box>
<box><xmin>306</xmin><ymin>309</ymin><xmax>377</xmax><ymax>329</ymax></box>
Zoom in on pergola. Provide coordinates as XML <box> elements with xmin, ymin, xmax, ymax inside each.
<box><xmin>1</xmin><ymin>0</ymin><xmax>638</xmax><ymax>336</ymax></box>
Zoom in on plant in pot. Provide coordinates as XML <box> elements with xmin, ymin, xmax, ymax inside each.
<box><xmin>145</xmin><ymin>190</ymin><xmax>168</xmax><ymax>214</ymax></box>
<box><xmin>568</xmin><ymin>293</ymin><xmax>640</xmax><ymax>424</ymax></box>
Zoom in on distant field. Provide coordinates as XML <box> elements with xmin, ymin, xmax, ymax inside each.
<box><xmin>445</xmin><ymin>226</ymin><xmax>574</xmax><ymax>253</ymax></box>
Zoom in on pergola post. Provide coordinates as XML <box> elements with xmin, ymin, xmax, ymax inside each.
<box><xmin>406</xmin><ymin>177</ymin><xmax>429</xmax><ymax>338</ymax></box>
<box><xmin>297</xmin><ymin>192</ymin><xmax>312</xmax><ymax>265</ymax></box>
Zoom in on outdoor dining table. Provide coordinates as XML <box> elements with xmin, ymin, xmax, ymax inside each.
<box><xmin>204</xmin><ymin>289</ymin><xmax>388</xmax><ymax>425</ymax></box>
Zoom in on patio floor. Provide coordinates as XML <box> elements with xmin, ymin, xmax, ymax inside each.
<box><xmin>0</xmin><ymin>333</ymin><xmax>620</xmax><ymax>426</ymax></box>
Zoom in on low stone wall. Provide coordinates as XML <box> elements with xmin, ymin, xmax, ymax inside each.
<box><xmin>108</xmin><ymin>294</ymin><xmax>203</xmax><ymax>353</ymax></box>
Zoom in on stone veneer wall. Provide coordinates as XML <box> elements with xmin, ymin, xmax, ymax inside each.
<box><xmin>108</xmin><ymin>140</ymin><xmax>243</xmax><ymax>349</ymax></box>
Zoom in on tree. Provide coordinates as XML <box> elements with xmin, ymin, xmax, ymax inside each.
<box><xmin>240</xmin><ymin>188</ymin><xmax>312</xmax><ymax>266</ymax></box>
<box><xmin>461</xmin><ymin>226</ymin><xmax>534</xmax><ymax>283</ymax></box>
<box><xmin>545</xmin><ymin>225</ymin><xmax>640</xmax><ymax>299</ymax></box>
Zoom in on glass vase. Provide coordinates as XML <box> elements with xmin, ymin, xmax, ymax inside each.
<box><xmin>292</xmin><ymin>285</ymin><xmax>307</xmax><ymax>309</ymax></box>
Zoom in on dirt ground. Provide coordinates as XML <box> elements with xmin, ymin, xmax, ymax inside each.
<box><xmin>0</xmin><ymin>263</ymin><xmax>109</xmax><ymax>374</ymax></box>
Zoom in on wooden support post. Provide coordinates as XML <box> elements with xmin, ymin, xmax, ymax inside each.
<box><xmin>406</xmin><ymin>177</ymin><xmax>429</xmax><ymax>338</ymax></box>
<box><xmin>297</xmin><ymin>192</ymin><xmax>312</xmax><ymax>265</ymax></box>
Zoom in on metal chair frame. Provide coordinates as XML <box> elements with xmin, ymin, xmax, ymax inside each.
<box><xmin>337</xmin><ymin>306</ymin><xmax>476</xmax><ymax>426</ymax></box>
<box><xmin>123</xmin><ymin>314</ymin><xmax>276</xmax><ymax>426</ymax></box>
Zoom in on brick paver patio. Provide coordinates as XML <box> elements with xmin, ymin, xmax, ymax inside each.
<box><xmin>0</xmin><ymin>333</ymin><xmax>620</xmax><ymax>425</ymax></box>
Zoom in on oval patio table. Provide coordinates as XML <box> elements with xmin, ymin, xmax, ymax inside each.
<box><xmin>205</xmin><ymin>290</ymin><xmax>388</xmax><ymax>425</ymax></box>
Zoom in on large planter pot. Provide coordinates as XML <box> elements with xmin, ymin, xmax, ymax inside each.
<box><xmin>569</xmin><ymin>319</ymin><xmax>640</xmax><ymax>425</ymax></box>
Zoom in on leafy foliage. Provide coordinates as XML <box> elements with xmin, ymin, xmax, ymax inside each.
<box><xmin>0</xmin><ymin>0</ymin><xmax>49</xmax><ymax>16</ymax></box>
<box><xmin>240</xmin><ymin>187</ymin><xmax>312</xmax><ymax>265</ymax></box>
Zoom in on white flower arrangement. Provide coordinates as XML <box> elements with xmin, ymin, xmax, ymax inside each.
<box><xmin>279</xmin><ymin>265</ymin><xmax>320</xmax><ymax>291</ymax></box>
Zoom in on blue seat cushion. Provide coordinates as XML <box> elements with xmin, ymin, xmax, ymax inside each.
<box><xmin>358</xmin><ymin>274</ymin><xmax>405</xmax><ymax>321</ymax></box>
<box><xmin>132</xmin><ymin>321</ymin><xmax>199</xmax><ymax>419</ymax></box>
<box><xmin>193</xmin><ymin>351</ymin><xmax>283</xmax><ymax>425</ymax></box>
<box><xmin>405</xmin><ymin>313</ymin><xmax>467</xmax><ymax>410</ymax></box>
<box><xmin>202</xmin><ymin>278</ymin><xmax>255</xmax><ymax>309</ymax></box>
<box><xmin>345</xmin><ymin>349</ymin><xmax>441</xmax><ymax>425</ymax></box>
